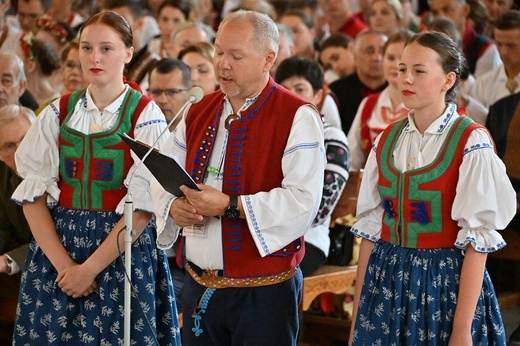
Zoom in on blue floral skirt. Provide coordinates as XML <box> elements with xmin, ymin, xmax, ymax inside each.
<box><xmin>13</xmin><ymin>207</ymin><xmax>181</xmax><ymax>345</ymax></box>
<box><xmin>351</xmin><ymin>240</ymin><xmax>506</xmax><ymax>346</ymax></box>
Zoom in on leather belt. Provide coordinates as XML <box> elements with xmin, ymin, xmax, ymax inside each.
<box><xmin>186</xmin><ymin>261</ymin><xmax>299</xmax><ymax>289</ymax></box>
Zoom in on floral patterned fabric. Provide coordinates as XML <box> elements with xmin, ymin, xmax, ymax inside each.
<box><xmin>13</xmin><ymin>207</ymin><xmax>181</xmax><ymax>345</ymax></box>
<box><xmin>351</xmin><ymin>240</ymin><xmax>506</xmax><ymax>346</ymax></box>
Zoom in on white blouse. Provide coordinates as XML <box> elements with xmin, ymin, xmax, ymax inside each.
<box><xmin>352</xmin><ymin>104</ymin><xmax>516</xmax><ymax>253</ymax></box>
<box><xmin>348</xmin><ymin>87</ymin><xmax>409</xmax><ymax>171</ymax></box>
<box><xmin>152</xmin><ymin>96</ymin><xmax>326</xmax><ymax>270</ymax></box>
<box><xmin>12</xmin><ymin>85</ymin><xmax>169</xmax><ymax>215</ymax></box>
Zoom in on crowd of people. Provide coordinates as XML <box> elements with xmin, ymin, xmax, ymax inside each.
<box><xmin>0</xmin><ymin>0</ymin><xmax>519</xmax><ymax>345</ymax></box>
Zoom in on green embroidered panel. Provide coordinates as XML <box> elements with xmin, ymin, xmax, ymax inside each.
<box><xmin>378</xmin><ymin>117</ymin><xmax>473</xmax><ymax>247</ymax></box>
<box><xmin>59</xmin><ymin>89</ymin><xmax>142</xmax><ymax>209</ymax></box>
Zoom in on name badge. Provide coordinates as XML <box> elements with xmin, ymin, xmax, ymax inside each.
<box><xmin>184</xmin><ymin>222</ymin><xmax>207</xmax><ymax>237</ymax></box>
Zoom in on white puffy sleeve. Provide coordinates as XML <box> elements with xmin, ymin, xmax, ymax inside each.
<box><xmin>453</xmin><ymin>128</ymin><xmax>516</xmax><ymax>253</ymax></box>
<box><xmin>350</xmin><ymin>134</ymin><xmax>384</xmax><ymax>242</ymax></box>
<box><xmin>151</xmin><ymin>113</ymin><xmax>188</xmax><ymax>249</ymax></box>
<box><xmin>12</xmin><ymin>100</ymin><xmax>61</xmax><ymax>206</ymax></box>
<box><xmin>117</xmin><ymin>101</ymin><xmax>169</xmax><ymax>214</ymax></box>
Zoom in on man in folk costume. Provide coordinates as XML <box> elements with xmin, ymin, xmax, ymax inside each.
<box><xmin>152</xmin><ymin>9</ymin><xmax>325</xmax><ymax>345</ymax></box>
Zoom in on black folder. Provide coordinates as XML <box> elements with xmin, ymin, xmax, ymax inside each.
<box><xmin>119</xmin><ymin>133</ymin><xmax>200</xmax><ymax>196</ymax></box>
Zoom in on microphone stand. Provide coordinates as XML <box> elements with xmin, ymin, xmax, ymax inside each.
<box><xmin>123</xmin><ymin>87</ymin><xmax>203</xmax><ymax>346</ymax></box>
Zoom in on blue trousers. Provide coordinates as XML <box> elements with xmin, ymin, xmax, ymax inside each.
<box><xmin>181</xmin><ymin>268</ymin><xmax>303</xmax><ymax>346</ymax></box>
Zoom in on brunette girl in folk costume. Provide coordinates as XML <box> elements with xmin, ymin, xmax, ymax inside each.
<box><xmin>349</xmin><ymin>31</ymin><xmax>516</xmax><ymax>345</ymax></box>
<box><xmin>11</xmin><ymin>11</ymin><xmax>181</xmax><ymax>345</ymax></box>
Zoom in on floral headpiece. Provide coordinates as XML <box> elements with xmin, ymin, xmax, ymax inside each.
<box><xmin>36</xmin><ymin>15</ymin><xmax>70</xmax><ymax>44</ymax></box>
<box><xmin>19</xmin><ymin>32</ymin><xmax>35</xmax><ymax>60</ymax></box>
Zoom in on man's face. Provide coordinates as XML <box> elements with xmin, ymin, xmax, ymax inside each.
<box><xmin>0</xmin><ymin>58</ymin><xmax>25</xmax><ymax>108</ymax></box>
<box><xmin>18</xmin><ymin>0</ymin><xmax>45</xmax><ymax>33</ymax></box>
<box><xmin>0</xmin><ymin>114</ymin><xmax>31</xmax><ymax>171</ymax></box>
<box><xmin>172</xmin><ymin>27</ymin><xmax>207</xmax><ymax>58</ymax></box>
<box><xmin>483</xmin><ymin>0</ymin><xmax>513</xmax><ymax>21</ymax></box>
<box><xmin>354</xmin><ymin>33</ymin><xmax>386</xmax><ymax>80</ymax></box>
<box><xmin>494</xmin><ymin>28</ymin><xmax>520</xmax><ymax>73</ymax></box>
<box><xmin>317</xmin><ymin>0</ymin><xmax>349</xmax><ymax>19</ymax></box>
<box><xmin>213</xmin><ymin>18</ymin><xmax>276</xmax><ymax>101</ymax></box>
<box><xmin>147</xmin><ymin>68</ymin><xmax>188</xmax><ymax>128</ymax></box>
<box><xmin>429</xmin><ymin>0</ymin><xmax>468</xmax><ymax>31</ymax></box>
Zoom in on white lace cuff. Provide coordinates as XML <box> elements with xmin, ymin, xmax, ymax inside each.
<box><xmin>454</xmin><ymin>228</ymin><xmax>506</xmax><ymax>253</ymax></box>
<box><xmin>11</xmin><ymin>175</ymin><xmax>59</xmax><ymax>207</ymax></box>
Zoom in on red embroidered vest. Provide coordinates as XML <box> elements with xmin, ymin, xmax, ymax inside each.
<box><xmin>360</xmin><ymin>93</ymin><xmax>381</xmax><ymax>156</ymax></box>
<box><xmin>376</xmin><ymin>116</ymin><xmax>481</xmax><ymax>249</ymax></box>
<box><xmin>185</xmin><ymin>77</ymin><xmax>314</xmax><ymax>277</ymax></box>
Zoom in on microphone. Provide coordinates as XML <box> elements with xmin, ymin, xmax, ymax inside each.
<box><xmin>122</xmin><ymin>86</ymin><xmax>203</xmax><ymax>346</ymax></box>
<box><xmin>126</xmin><ymin>86</ymin><xmax>204</xmax><ymax>187</ymax></box>
<box><xmin>186</xmin><ymin>86</ymin><xmax>204</xmax><ymax>104</ymax></box>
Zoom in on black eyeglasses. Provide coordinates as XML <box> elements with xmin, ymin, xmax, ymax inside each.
<box><xmin>146</xmin><ymin>88</ymin><xmax>189</xmax><ymax>98</ymax></box>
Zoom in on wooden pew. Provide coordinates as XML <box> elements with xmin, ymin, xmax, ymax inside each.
<box><xmin>301</xmin><ymin>265</ymin><xmax>357</xmax><ymax>312</ymax></box>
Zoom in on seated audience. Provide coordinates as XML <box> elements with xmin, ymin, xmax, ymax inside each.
<box><xmin>275</xmin><ymin>56</ymin><xmax>349</xmax><ymax>276</ymax></box>
<box><xmin>367</xmin><ymin>0</ymin><xmax>405</xmax><ymax>37</ymax></box>
<box><xmin>0</xmin><ymin>105</ymin><xmax>35</xmax><ymax>292</ymax></box>
<box><xmin>147</xmin><ymin>57</ymin><xmax>192</xmax><ymax>131</ymax></box>
<box><xmin>279</xmin><ymin>9</ymin><xmax>318</xmax><ymax>60</ymax></box>
<box><xmin>319</xmin><ymin>33</ymin><xmax>356</xmax><ymax>83</ymax></box>
<box><xmin>464</xmin><ymin>10</ymin><xmax>520</xmax><ymax>124</ymax></box>
<box><xmin>318</xmin><ymin>0</ymin><xmax>368</xmax><ymax>38</ymax></box>
<box><xmin>0</xmin><ymin>52</ymin><xmax>38</xmax><ymax>111</ymax></box>
<box><xmin>429</xmin><ymin>0</ymin><xmax>502</xmax><ymax>78</ymax></box>
<box><xmin>171</xmin><ymin>21</ymin><xmax>215</xmax><ymax>58</ymax></box>
<box><xmin>147</xmin><ymin>0</ymin><xmax>190</xmax><ymax>58</ymax></box>
<box><xmin>16</xmin><ymin>0</ymin><xmax>50</xmax><ymax>34</ymax></box>
<box><xmin>0</xmin><ymin>0</ymin><xmax>22</xmax><ymax>54</ymax></box>
<box><xmin>178</xmin><ymin>41</ymin><xmax>218</xmax><ymax>94</ymax></box>
<box><xmin>329</xmin><ymin>30</ymin><xmax>388</xmax><ymax>134</ymax></box>
<box><xmin>348</xmin><ymin>30</ymin><xmax>413</xmax><ymax>171</ymax></box>
<box><xmin>18</xmin><ymin>34</ymin><xmax>61</xmax><ymax>107</ymax></box>
<box><xmin>482</xmin><ymin>0</ymin><xmax>515</xmax><ymax>37</ymax></box>
<box><xmin>34</xmin><ymin>14</ymin><xmax>75</xmax><ymax>55</ymax></box>
<box><xmin>59</xmin><ymin>40</ymin><xmax>88</xmax><ymax>96</ymax></box>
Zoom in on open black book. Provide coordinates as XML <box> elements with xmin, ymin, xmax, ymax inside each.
<box><xmin>119</xmin><ymin>133</ymin><xmax>200</xmax><ymax>196</ymax></box>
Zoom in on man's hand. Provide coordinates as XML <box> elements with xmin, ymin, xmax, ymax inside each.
<box><xmin>181</xmin><ymin>184</ymin><xmax>230</xmax><ymax>217</ymax></box>
<box><xmin>169</xmin><ymin>190</ymin><xmax>205</xmax><ymax>227</ymax></box>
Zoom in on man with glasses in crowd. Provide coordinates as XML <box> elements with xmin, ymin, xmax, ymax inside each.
<box><xmin>147</xmin><ymin>57</ymin><xmax>192</xmax><ymax>132</ymax></box>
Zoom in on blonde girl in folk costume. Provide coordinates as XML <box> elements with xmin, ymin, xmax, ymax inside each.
<box><xmin>12</xmin><ymin>11</ymin><xmax>181</xmax><ymax>345</ymax></box>
<box><xmin>349</xmin><ymin>31</ymin><xmax>516</xmax><ymax>345</ymax></box>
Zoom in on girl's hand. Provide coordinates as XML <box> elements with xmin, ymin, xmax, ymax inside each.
<box><xmin>448</xmin><ymin>328</ymin><xmax>472</xmax><ymax>346</ymax></box>
<box><xmin>56</xmin><ymin>263</ymin><xmax>98</xmax><ymax>298</ymax></box>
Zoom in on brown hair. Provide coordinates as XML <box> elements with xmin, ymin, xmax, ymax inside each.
<box><xmin>178</xmin><ymin>41</ymin><xmax>215</xmax><ymax>62</ymax></box>
<box><xmin>79</xmin><ymin>11</ymin><xmax>133</xmax><ymax>48</ymax></box>
<box><xmin>60</xmin><ymin>40</ymin><xmax>80</xmax><ymax>62</ymax></box>
<box><xmin>383</xmin><ymin>29</ymin><xmax>414</xmax><ymax>55</ymax></box>
<box><xmin>405</xmin><ymin>31</ymin><xmax>464</xmax><ymax>103</ymax></box>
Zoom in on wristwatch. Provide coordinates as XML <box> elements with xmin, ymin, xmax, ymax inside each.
<box><xmin>224</xmin><ymin>195</ymin><xmax>240</xmax><ymax>220</ymax></box>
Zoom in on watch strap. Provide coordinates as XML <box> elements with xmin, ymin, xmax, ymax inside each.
<box><xmin>229</xmin><ymin>195</ymin><xmax>238</xmax><ymax>209</ymax></box>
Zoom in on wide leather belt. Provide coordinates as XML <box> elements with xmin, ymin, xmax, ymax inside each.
<box><xmin>186</xmin><ymin>261</ymin><xmax>299</xmax><ymax>289</ymax></box>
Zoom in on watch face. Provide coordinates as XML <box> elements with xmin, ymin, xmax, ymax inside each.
<box><xmin>225</xmin><ymin>207</ymin><xmax>240</xmax><ymax>220</ymax></box>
